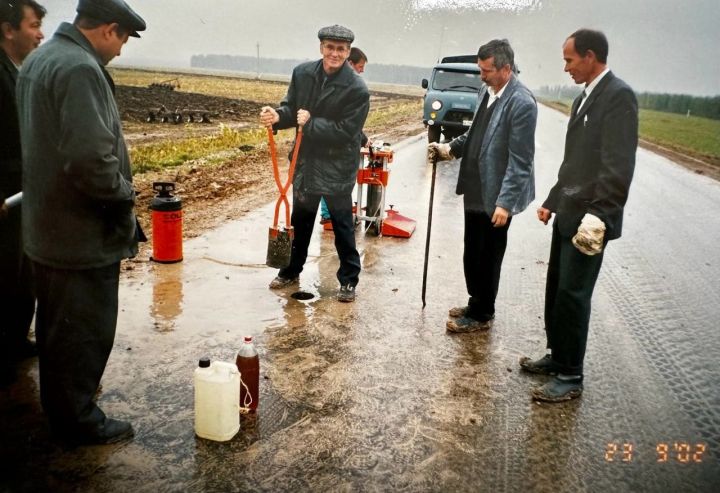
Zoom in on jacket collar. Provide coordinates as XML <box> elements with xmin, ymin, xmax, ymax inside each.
<box><xmin>569</xmin><ymin>70</ymin><xmax>615</xmax><ymax>126</ymax></box>
<box><xmin>54</xmin><ymin>22</ymin><xmax>115</xmax><ymax>94</ymax></box>
<box><xmin>313</xmin><ymin>59</ymin><xmax>357</xmax><ymax>108</ymax></box>
<box><xmin>478</xmin><ymin>75</ymin><xmax>520</xmax><ymax>157</ymax></box>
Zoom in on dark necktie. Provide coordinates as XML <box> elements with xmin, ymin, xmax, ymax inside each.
<box><xmin>574</xmin><ymin>89</ymin><xmax>587</xmax><ymax>117</ymax></box>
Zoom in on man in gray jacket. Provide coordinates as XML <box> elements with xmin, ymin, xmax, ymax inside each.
<box><xmin>429</xmin><ymin>39</ymin><xmax>537</xmax><ymax>333</ymax></box>
<box><xmin>16</xmin><ymin>0</ymin><xmax>145</xmax><ymax>445</ymax></box>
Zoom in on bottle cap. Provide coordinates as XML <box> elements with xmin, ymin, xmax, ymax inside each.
<box><xmin>198</xmin><ymin>357</ymin><xmax>210</xmax><ymax>368</ymax></box>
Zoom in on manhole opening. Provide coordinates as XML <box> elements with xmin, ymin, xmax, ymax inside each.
<box><xmin>291</xmin><ymin>291</ymin><xmax>315</xmax><ymax>301</ymax></box>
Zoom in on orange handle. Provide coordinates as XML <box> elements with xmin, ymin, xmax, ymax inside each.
<box><xmin>268</xmin><ymin>126</ymin><xmax>303</xmax><ymax>228</ymax></box>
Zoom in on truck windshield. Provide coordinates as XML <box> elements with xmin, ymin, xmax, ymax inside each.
<box><xmin>432</xmin><ymin>70</ymin><xmax>483</xmax><ymax>92</ymax></box>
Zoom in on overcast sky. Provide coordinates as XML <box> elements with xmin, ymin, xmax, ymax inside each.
<box><xmin>37</xmin><ymin>0</ymin><xmax>719</xmax><ymax>95</ymax></box>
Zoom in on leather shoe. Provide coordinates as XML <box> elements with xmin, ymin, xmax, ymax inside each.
<box><xmin>446</xmin><ymin>316</ymin><xmax>492</xmax><ymax>333</ymax></box>
<box><xmin>519</xmin><ymin>354</ymin><xmax>560</xmax><ymax>375</ymax></box>
<box><xmin>531</xmin><ymin>374</ymin><xmax>583</xmax><ymax>402</ymax></box>
<box><xmin>269</xmin><ymin>276</ymin><xmax>299</xmax><ymax>289</ymax></box>
<box><xmin>337</xmin><ymin>284</ymin><xmax>356</xmax><ymax>302</ymax></box>
<box><xmin>448</xmin><ymin>305</ymin><xmax>469</xmax><ymax>318</ymax></box>
<box><xmin>59</xmin><ymin>418</ymin><xmax>135</xmax><ymax>446</ymax></box>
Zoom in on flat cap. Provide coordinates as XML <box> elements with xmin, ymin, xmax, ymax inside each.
<box><xmin>317</xmin><ymin>24</ymin><xmax>354</xmax><ymax>43</ymax></box>
<box><xmin>76</xmin><ymin>0</ymin><xmax>146</xmax><ymax>38</ymax></box>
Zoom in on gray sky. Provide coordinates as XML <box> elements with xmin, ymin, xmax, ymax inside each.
<box><xmin>37</xmin><ymin>0</ymin><xmax>719</xmax><ymax>95</ymax></box>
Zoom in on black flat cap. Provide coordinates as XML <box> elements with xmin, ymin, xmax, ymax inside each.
<box><xmin>317</xmin><ymin>25</ymin><xmax>354</xmax><ymax>43</ymax></box>
<box><xmin>76</xmin><ymin>0</ymin><xmax>146</xmax><ymax>38</ymax></box>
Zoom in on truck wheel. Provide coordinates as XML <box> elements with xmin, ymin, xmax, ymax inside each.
<box><xmin>427</xmin><ymin>125</ymin><xmax>441</xmax><ymax>143</ymax></box>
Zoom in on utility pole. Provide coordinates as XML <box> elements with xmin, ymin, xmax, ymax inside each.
<box><xmin>256</xmin><ymin>42</ymin><xmax>260</xmax><ymax>79</ymax></box>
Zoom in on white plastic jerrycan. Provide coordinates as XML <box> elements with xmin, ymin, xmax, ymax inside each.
<box><xmin>194</xmin><ymin>357</ymin><xmax>240</xmax><ymax>441</ymax></box>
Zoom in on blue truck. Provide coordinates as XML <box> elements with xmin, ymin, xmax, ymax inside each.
<box><xmin>421</xmin><ymin>55</ymin><xmax>484</xmax><ymax>143</ymax></box>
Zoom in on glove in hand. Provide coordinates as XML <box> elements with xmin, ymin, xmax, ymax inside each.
<box><xmin>427</xmin><ymin>143</ymin><xmax>453</xmax><ymax>163</ymax></box>
<box><xmin>572</xmin><ymin>213</ymin><xmax>606</xmax><ymax>256</ymax></box>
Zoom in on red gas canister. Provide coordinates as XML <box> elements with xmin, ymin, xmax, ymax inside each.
<box><xmin>151</xmin><ymin>182</ymin><xmax>183</xmax><ymax>263</ymax></box>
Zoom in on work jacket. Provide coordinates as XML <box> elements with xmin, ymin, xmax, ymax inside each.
<box><xmin>273</xmin><ymin>59</ymin><xmax>370</xmax><ymax>195</ymax></box>
<box><xmin>16</xmin><ymin>23</ymin><xmax>138</xmax><ymax>268</ymax></box>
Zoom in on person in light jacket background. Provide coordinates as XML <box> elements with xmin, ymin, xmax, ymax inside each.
<box><xmin>429</xmin><ymin>38</ymin><xmax>537</xmax><ymax>333</ymax></box>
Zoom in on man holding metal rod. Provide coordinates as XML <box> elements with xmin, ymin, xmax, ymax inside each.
<box><xmin>428</xmin><ymin>39</ymin><xmax>537</xmax><ymax>333</ymax></box>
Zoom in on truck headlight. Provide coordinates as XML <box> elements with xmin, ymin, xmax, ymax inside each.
<box><xmin>431</xmin><ymin>100</ymin><xmax>442</xmax><ymax>110</ymax></box>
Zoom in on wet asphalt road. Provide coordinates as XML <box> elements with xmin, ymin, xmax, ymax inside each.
<box><xmin>1</xmin><ymin>104</ymin><xmax>719</xmax><ymax>492</ymax></box>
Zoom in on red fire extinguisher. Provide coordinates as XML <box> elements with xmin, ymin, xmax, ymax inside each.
<box><xmin>151</xmin><ymin>182</ymin><xmax>183</xmax><ymax>263</ymax></box>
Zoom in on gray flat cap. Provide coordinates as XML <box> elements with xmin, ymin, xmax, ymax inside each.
<box><xmin>76</xmin><ymin>0</ymin><xmax>146</xmax><ymax>38</ymax></box>
<box><xmin>317</xmin><ymin>24</ymin><xmax>354</xmax><ymax>43</ymax></box>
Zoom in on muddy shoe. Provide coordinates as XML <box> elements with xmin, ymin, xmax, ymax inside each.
<box><xmin>446</xmin><ymin>316</ymin><xmax>492</xmax><ymax>333</ymax></box>
<box><xmin>448</xmin><ymin>305</ymin><xmax>469</xmax><ymax>318</ymax></box>
<box><xmin>337</xmin><ymin>284</ymin><xmax>356</xmax><ymax>302</ymax></box>
<box><xmin>531</xmin><ymin>374</ymin><xmax>583</xmax><ymax>403</ymax></box>
<box><xmin>269</xmin><ymin>276</ymin><xmax>299</xmax><ymax>289</ymax></box>
<box><xmin>519</xmin><ymin>354</ymin><xmax>560</xmax><ymax>376</ymax></box>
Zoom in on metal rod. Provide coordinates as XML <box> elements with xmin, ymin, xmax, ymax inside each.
<box><xmin>421</xmin><ymin>157</ymin><xmax>438</xmax><ymax>308</ymax></box>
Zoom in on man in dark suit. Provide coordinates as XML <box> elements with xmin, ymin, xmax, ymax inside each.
<box><xmin>520</xmin><ymin>29</ymin><xmax>638</xmax><ymax>402</ymax></box>
<box><xmin>0</xmin><ymin>0</ymin><xmax>45</xmax><ymax>386</ymax></box>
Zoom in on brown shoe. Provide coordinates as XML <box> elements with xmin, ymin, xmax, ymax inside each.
<box><xmin>446</xmin><ymin>316</ymin><xmax>492</xmax><ymax>333</ymax></box>
<box><xmin>448</xmin><ymin>305</ymin><xmax>469</xmax><ymax>318</ymax></box>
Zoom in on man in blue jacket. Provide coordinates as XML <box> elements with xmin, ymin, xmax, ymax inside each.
<box><xmin>260</xmin><ymin>25</ymin><xmax>370</xmax><ymax>303</ymax></box>
<box><xmin>16</xmin><ymin>0</ymin><xmax>145</xmax><ymax>444</ymax></box>
<box><xmin>429</xmin><ymin>39</ymin><xmax>537</xmax><ymax>333</ymax></box>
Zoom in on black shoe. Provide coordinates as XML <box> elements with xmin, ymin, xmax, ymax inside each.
<box><xmin>60</xmin><ymin>418</ymin><xmax>135</xmax><ymax>446</ymax></box>
<box><xmin>16</xmin><ymin>339</ymin><xmax>38</xmax><ymax>359</ymax></box>
<box><xmin>519</xmin><ymin>354</ymin><xmax>560</xmax><ymax>375</ymax></box>
<box><xmin>338</xmin><ymin>284</ymin><xmax>356</xmax><ymax>302</ymax></box>
<box><xmin>531</xmin><ymin>374</ymin><xmax>583</xmax><ymax>402</ymax></box>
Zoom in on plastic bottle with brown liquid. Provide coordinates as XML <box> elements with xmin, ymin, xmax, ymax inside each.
<box><xmin>235</xmin><ymin>336</ymin><xmax>259</xmax><ymax>411</ymax></box>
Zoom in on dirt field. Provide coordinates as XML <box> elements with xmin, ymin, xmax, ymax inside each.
<box><xmin>114</xmin><ymin>79</ymin><xmax>425</xmax><ymax>257</ymax></box>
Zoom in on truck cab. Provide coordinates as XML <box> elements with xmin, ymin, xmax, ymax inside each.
<box><xmin>421</xmin><ymin>55</ymin><xmax>485</xmax><ymax>143</ymax></box>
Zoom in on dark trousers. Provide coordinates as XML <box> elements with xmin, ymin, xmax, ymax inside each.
<box><xmin>0</xmin><ymin>205</ymin><xmax>35</xmax><ymax>358</ymax></box>
<box><xmin>544</xmin><ymin>222</ymin><xmax>605</xmax><ymax>375</ymax></box>
<box><xmin>33</xmin><ymin>261</ymin><xmax>120</xmax><ymax>432</ymax></box>
<box><xmin>463</xmin><ymin>206</ymin><xmax>511</xmax><ymax>322</ymax></box>
<box><xmin>279</xmin><ymin>191</ymin><xmax>361</xmax><ymax>287</ymax></box>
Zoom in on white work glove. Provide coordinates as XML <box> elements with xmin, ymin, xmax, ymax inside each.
<box><xmin>427</xmin><ymin>143</ymin><xmax>454</xmax><ymax>163</ymax></box>
<box><xmin>572</xmin><ymin>213</ymin><xmax>606</xmax><ymax>256</ymax></box>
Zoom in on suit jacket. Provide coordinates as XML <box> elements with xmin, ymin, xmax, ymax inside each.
<box><xmin>273</xmin><ymin>60</ymin><xmax>370</xmax><ymax>195</ymax></box>
<box><xmin>543</xmin><ymin>71</ymin><xmax>638</xmax><ymax>240</ymax></box>
<box><xmin>449</xmin><ymin>75</ymin><xmax>537</xmax><ymax>216</ymax></box>
<box><xmin>17</xmin><ymin>23</ymin><xmax>138</xmax><ymax>269</ymax></box>
<box><xmin>0</xmin><ymin>49</ymin><xmax>21</xmax><ymax>200</ymax></box>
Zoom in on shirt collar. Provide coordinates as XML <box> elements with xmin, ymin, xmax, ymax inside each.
<box><xmin>584</xmin><ymin>67</ymin><xmax>610</xmax><ymax>98</ymax></box>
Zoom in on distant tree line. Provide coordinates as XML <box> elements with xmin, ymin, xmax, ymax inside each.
<box><xmin>191</xmin><ymin>54</ymin><xmax>432</xmax><ymax>88</ymax></box>
<box><xmin>536</xmin><ymin>85</ymin><xmax>720</xmax><ymax>121</ymax></box>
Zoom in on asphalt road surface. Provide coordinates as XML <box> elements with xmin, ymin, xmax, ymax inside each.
<box><xmin>1</xmin><ymin>104</ymin><xmax>718</xmax><ymax>492</ymax></box>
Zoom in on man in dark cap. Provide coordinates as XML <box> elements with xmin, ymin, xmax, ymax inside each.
<box><xmin>15</xmin><ymin>0</ymin><xmax>145</xmax><ymax>444</ymax></box>
<box><xmin>0</xmin><ymin>0</ymin><xmax>46</xmax><ymax>386</ymax></box>
<box><xmin>260</xmin><ymin>24</ymin><xmax>370</xmax><ymax>302</ymax></box>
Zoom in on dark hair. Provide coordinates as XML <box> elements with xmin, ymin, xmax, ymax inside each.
<box><xmin>568</xmin><ymin>28</ymin><xmax>608</xmax><ymax>63</ymax></box>
<box><xmin>349</xmin><ymin>46</ymin><xmax>367</xmax><ymax>64</ymax></box>
<box><xmin>74</xmin><ymin>13</ymin><xmax>131</xmax><ymax>37</ymax></box>
<box><xmin>0</xmin><ymin>0</ymin><xmax>46</xmax><ymax>30</ymax></box>
<box><xmin>477</xmin><ymin>39</ymin><xmax>514</xmax><ymax>70</ymax></box>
